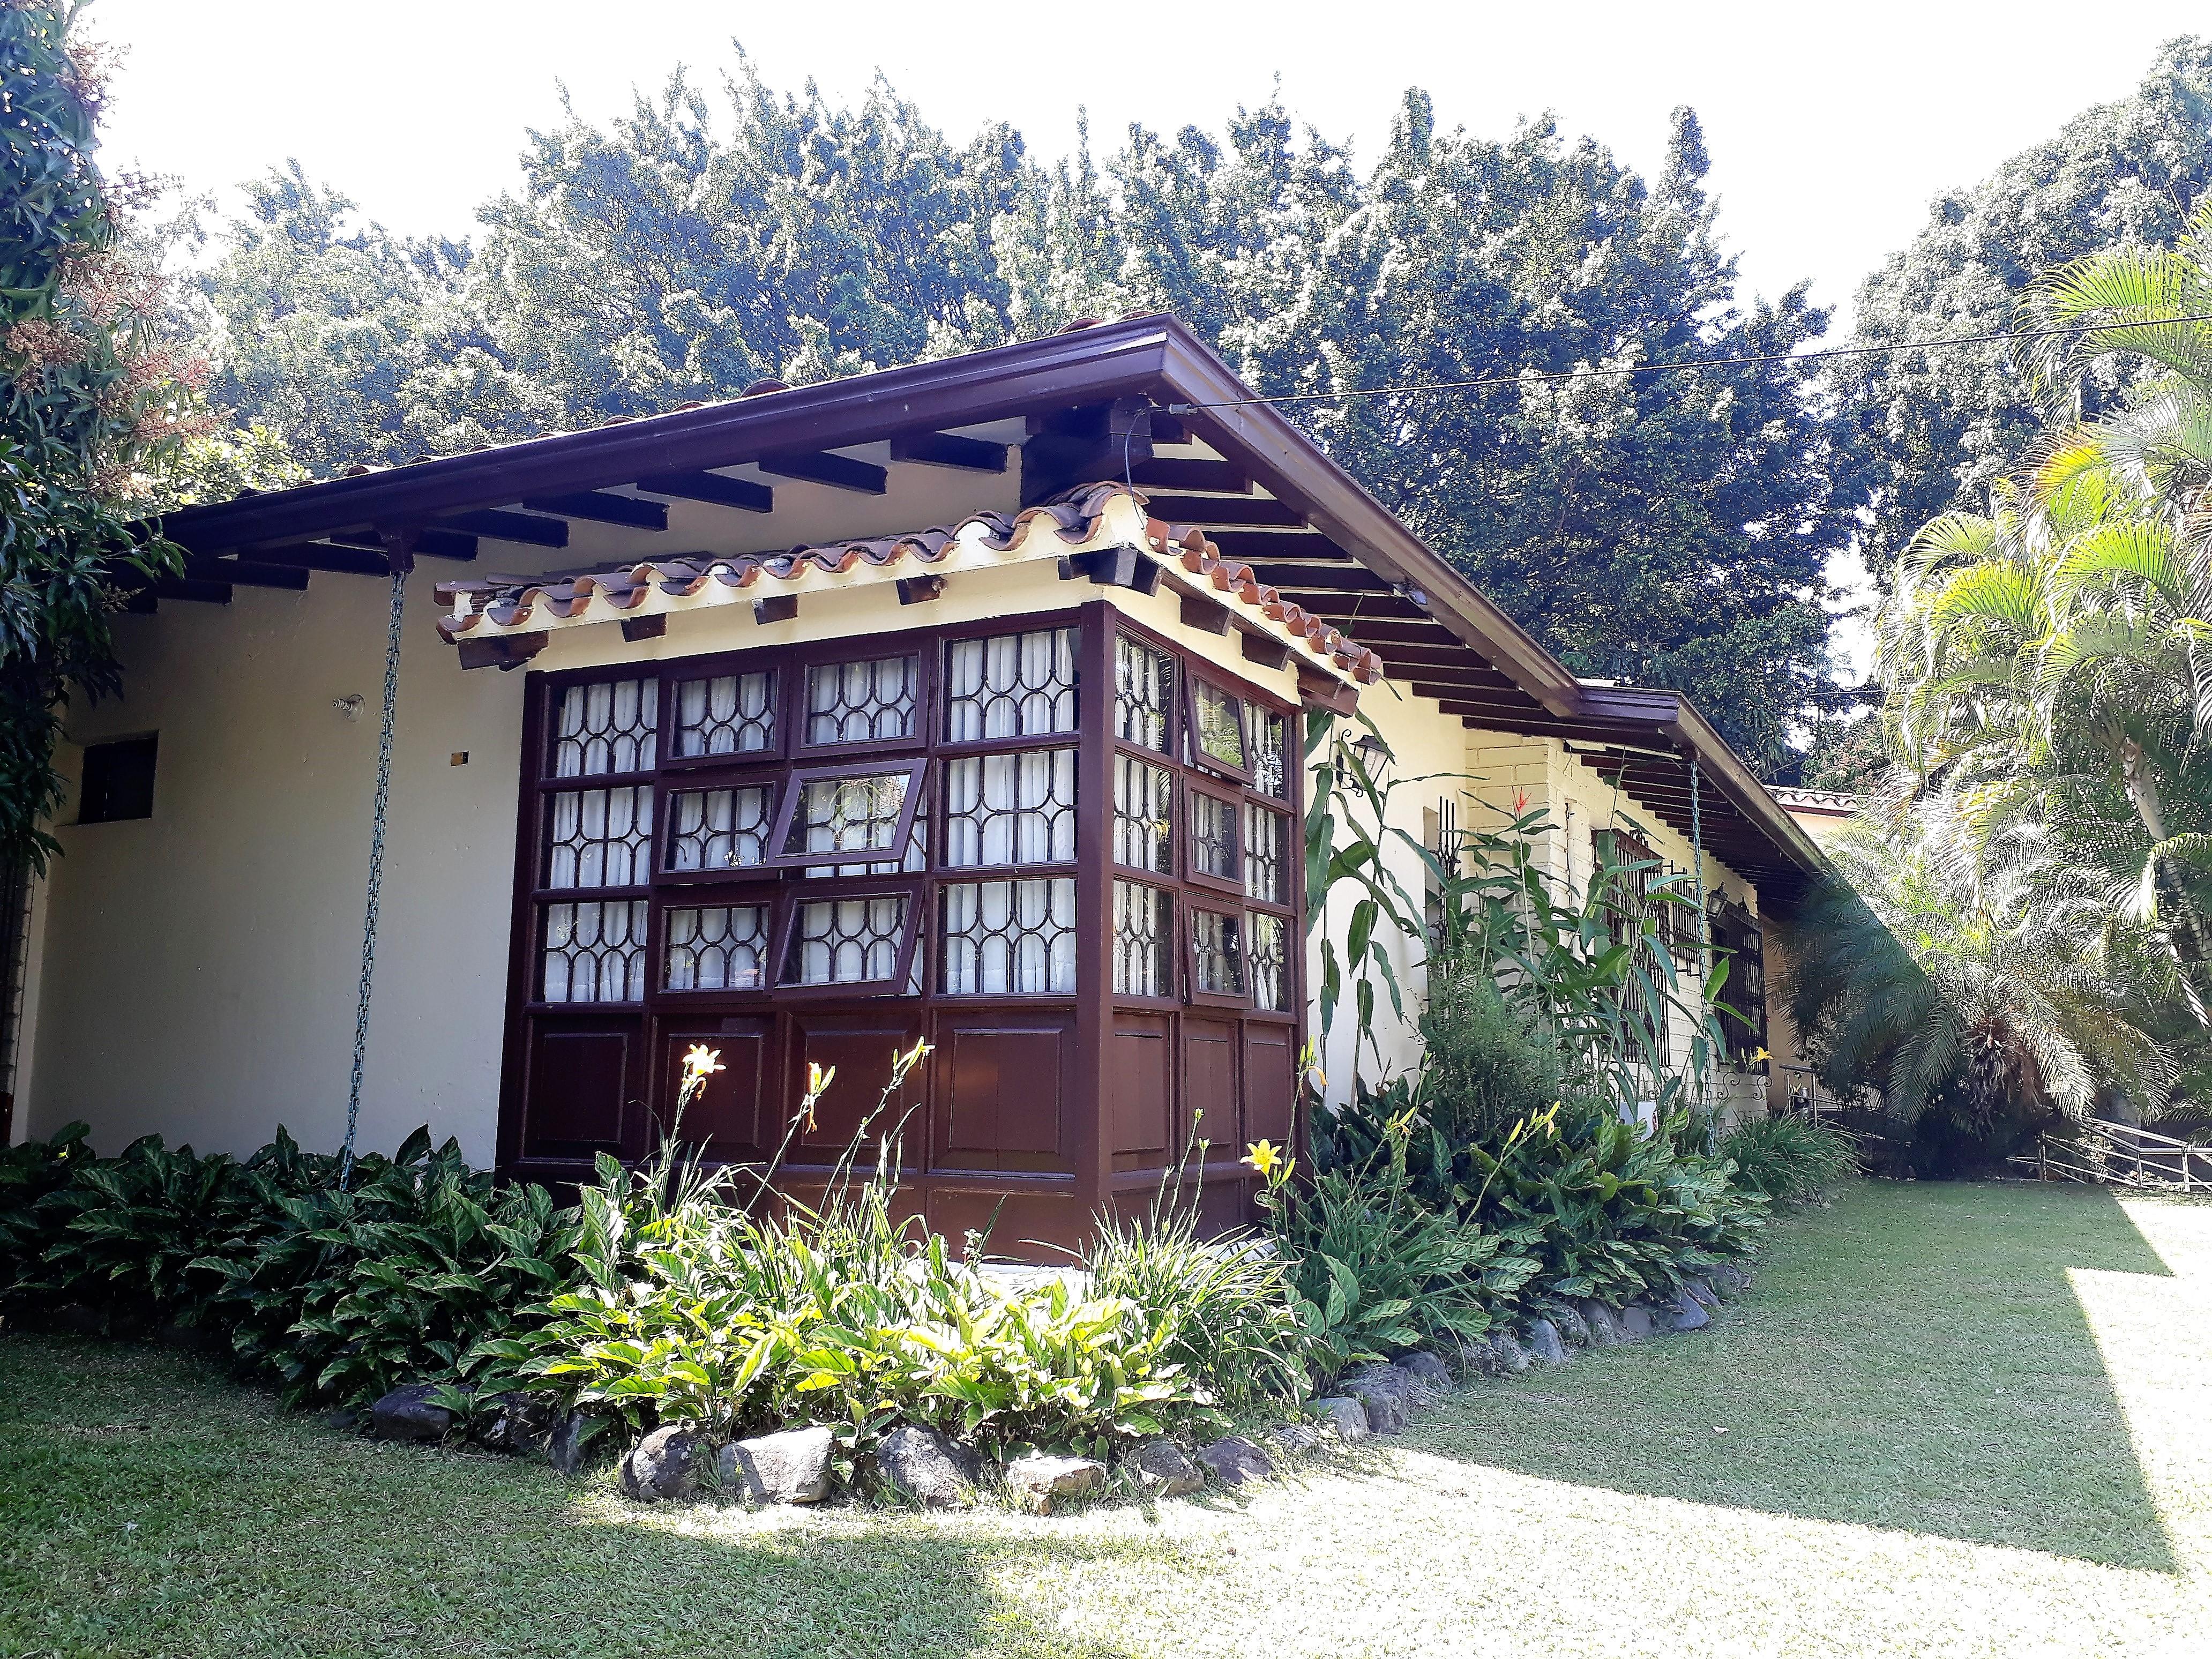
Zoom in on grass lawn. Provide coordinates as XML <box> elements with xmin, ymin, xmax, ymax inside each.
<box><xmin>3</xmin><ymin>1180</ymin><xmax>2208</xmax><ymax>1658</ymax></box>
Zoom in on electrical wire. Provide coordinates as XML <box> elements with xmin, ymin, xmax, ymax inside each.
<box><xmin>1164</xmin><ymin>311</ymin><xmax>2212</xmax><ymax>414</ymax></box>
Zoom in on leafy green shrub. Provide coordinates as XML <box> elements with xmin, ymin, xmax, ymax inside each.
<box><xmin>1464</xmin><ymin>1104</ymin><xmax>1766</xmax><ymax>1304</ymax></box>
<box><xmin>1417</xmin><ymin>953</ymin><xmax>1566</xmax><ymax>1150</ymax></box>
<box><xmin>1721</xmin><ymin>1114</ymin><xmax>1859</xmax><ymax>1204</ymax></box>
<box><xmin>1258</xmin><ymin>1111</ymin><xmax>1537</xmax><ymax>1377</ymax></box>
<box><xmin>0</xmin><ymin>1120</ymin><xmax>96</xmax><ymax>1302</ymax></box>
<box><xmin>1084</xmin><ymin>1195</ymin><xmax>1311</xmax><ymax>1415</ymax></box>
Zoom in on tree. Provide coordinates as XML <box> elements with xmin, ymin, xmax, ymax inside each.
<box><xmin>184</xmin><ymin>76</ymin><xmax>1850</xmax><ymax>776</ymax></box>
<box><xmin>1842</xmin><ymin>35</ymin><xmax>2212</xmax><ymax>578</ymax></box>
<box><xmin>1</xmin><ymin>1</ymin><xmax>190</xmax><ymax>872</ymax></box>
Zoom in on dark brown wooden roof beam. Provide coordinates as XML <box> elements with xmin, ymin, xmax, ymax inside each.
<box><xmin>443</xmin><ymin>510</ymin><xmax>568</xmax><ymax>549</ymax></box>
<box><xmin>1246</xmin><ymin>564</ymin><xmax>1392</xmax><ymax>593</ymax></box>
<box><xmin>190</xmin><ymin>557</ymin><xmax>310</xmax><ymax>592</ymax></box>
<box><xmin>1277</xmin><ymin>594</ymin><xmax>1431</xmax><ymax>623</ymax></box>
<box><xmin>149</xmin><ymin>576</ymin><xmax>232</xmax><ymax>605</ymax></box>
<box><xmin>1146</xmin><ymin>494</ymin><xmax>1303</xmax><ymax>528</ymax></box>
<box><xmin>760</xmin><ymin>450</ymin><xmax>888</xmax><ymax>495</ymax></box>
<box><xmin>327</xmin><ymin>527</ymin><xmax>479</xmax><ymax>562</ymax></box>
<box><xmin>258</xmin><ymin>542</ymin><xmax>390</xmax><ymax>577</ymax></box>
<box><xmin>519</xmin><ymin>491</ymin><xmax>668</xmax><ymax>531</ymax></box>
<box><xmin>633</xmin><ymin>470</ymin><xmax>774</xmax><ymax>514</ymax></box>
<box><xmin>1204</xmin><ymin>529</ymin><xmax>1355</xmax><ymax>563</ymax></box>
<box><xmin>888</xmin><ymin>431</ymin><xmax>1007</xmax><ymax>473</ymax></box>
<box><xmin>1128</xmin><ymin>457</ymin><xmax>1249</xmax><ymax>494</ymax></box>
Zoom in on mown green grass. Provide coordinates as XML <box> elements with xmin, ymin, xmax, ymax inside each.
<box><xmin>3</xmin><ymin>1182</ymin><xmax>2208</xmax><ymax>1658</ymax></box>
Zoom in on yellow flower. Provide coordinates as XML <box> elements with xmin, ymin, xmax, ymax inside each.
<box><xmin>1245</xmin><ymin>1140</ymin><xmax>1291</xmax><ymax>1183</ymax></box>
<box><xmin>1751</xmin><ymin>1048</ymin><xmax>1772</xmax><ymax>1065</ymax></box>
<box><xmin>682</xmin><ymin>1044</ymin><xmax>727</xmax><ymax>1081</ymax></box>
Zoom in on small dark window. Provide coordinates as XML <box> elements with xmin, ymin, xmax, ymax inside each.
<box><xmin>79</xmin><ymin>736</ymin><xmax>158</xmax><ymax>824</ymax></box>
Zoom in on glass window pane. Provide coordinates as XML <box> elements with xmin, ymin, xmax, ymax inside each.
<box><xmin>1189</xmin><ymin>790</ymin><xmax>1239</xmax><ymax>884</ymax></box>
<box><xmin>1111</xmin><ymin>880</ymin><xmax>1174</xmax><ymax>997</ymax></box>
<box><xmin>545</xmin><ymin>786</ymin><xmax>654</xmax><ymax>888</ymax></box>
<box><xmin>940</xmin><ymin>878</ymin><xmax>1077</xmax><ymax>994</ymax></box>
<box><xmin>540</xmin><ymin>899</ymin><xmax>648</xmax><ymax>1003</ymax></box>
<box><xmin>1244</xmin><ymin>804</ymin><xmax>1288</xmax><ymax>903</ymax></box>
<box><xmin>943</xmin><ymin>749</ymin><xmax>1076</xmax><ymax>867</ymax></box>
<box><xmin>805</xmin><ymin>656</ymin><xmax>916</xmax><ymax>744</ymax></box>
<box><xmin>1192</xmin><ymin>909</ymin><xmax>1245</xmax><ymax>997</ymax></box>
<box><xmin>946</xmin><ymin>629</ymin><xmax>1077</xmax><ymax>742</ymax></box>
<box><xmin>1253</xmin><ymin>707</ymin><xmax>1290</xmax><ymax>799</ymax></box>
<box><xmin>663</xmin><ymin>905</ymin><xmax>769</xmax><ymax>992</ymax></box>
<box><xmin>1112</xmin><ymin>755</ymin><xmax>1174</xmax><ymax>873</ymax></box>
<box><xmin>781</xmin><ymin>771</ymin><xmax>914</xmax><ymax>862</ymax></box>
<box><xmin>552</xmin><ymin>678</ymin><xmax>658</xmax><ymax>777</ymax></box>
<box><xmin>1248</xmin><ymin>911</ymin><xmax>1290</xmax><ymax>1011</ymax></box>
<box><xmin>782</xmin><ymin>895</ymin><xmax>911</xmax><ymax>986</ymax></box>
<box><xmin>1192</xmin><ymin>680</ymin><xmax>1246</xmax><ymax>771</ymax></box>
<box><xmin>1114</xmin><ymin>637</ymin><xmax>1175</xmax><ymax>752</ymax></box>
<box><xmin>666</xmin><ymin>785</ymin><xmax>775</xmax><ymax>872</ymax></box>
<box><xmin>673</xmin><ymin>671</ymin><xmax>774</xmax><ymax>758</ymax></box>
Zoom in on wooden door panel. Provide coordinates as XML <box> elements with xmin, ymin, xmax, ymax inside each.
<box><xmin>655</xmin><ymin>1016</ymin><xmax>775</xmax><ymax>1161</ymax></box>
<box><xmin>522</xmin><ymin>1017</ymin><xmax>635</xmax><ymax>1160</ymax></box>
<box><xmin>933</xmin><ymin>1013</ymin><xmax>1072</xmax><ymax>1172</ymax></box>
<box><xmin>1182</xmin><ymin>1016</ymin><xmax>1240</xmax><ymax>1161</ymax></box>
<box><xmin>1242</xmin><ymin>1022</ymin><xmax>1296</xmax><ymax>1148</ymax></box>
<box><xmin>1107</xmin><ymin>1011</ymin><xmax>1174</xmax><ymax>1170</ymax></box>
<box><xmin>786</xmin><ymin>1010</ymin><xmax>925</xmax><ymax>1164</ymax></box>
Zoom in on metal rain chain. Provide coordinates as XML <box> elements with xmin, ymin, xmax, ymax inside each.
<box><xmin>339</xmin><ymin>539</ymin><xmax>415</xmax><ymax>1185</ymax></box>
<box><xmin>1688</xmin><ymin>752</ymin><xmax>1710</xmax><ymax>1103</ymax></box>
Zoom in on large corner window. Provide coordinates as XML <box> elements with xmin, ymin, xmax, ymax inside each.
<box><xmin>1104</xmin><ymin>623</ymin><xmax>1301</xmax><ymax>1019</ymax></box>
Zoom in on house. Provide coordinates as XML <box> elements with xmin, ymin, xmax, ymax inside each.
<box><xmin>0</xmin><ymin>315</ymin><xmax>1828</xmax><ymax>1251</ymax></box>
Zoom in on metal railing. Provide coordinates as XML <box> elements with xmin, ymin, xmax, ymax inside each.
<box><xmin>2014</xmin><ymin>1119</ymin><xmax>2212</xmax><ymax>1194</ymax></box>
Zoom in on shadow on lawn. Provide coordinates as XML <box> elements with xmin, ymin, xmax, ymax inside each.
<box><xmin>1411</xmin><ymin>1182</ymin><xmax>2183</xmax><ymax>1572</ymax></box>
<box><xmin>0</xmin><ymin>1336</ymin><xmax>1150</xmax><ymax>1659</ymax></box>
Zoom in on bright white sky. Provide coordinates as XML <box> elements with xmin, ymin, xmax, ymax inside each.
<box><xmin>86</xmin><ymin>0</ymin><xmax>2209</xmax><ymax>682</ymax></box>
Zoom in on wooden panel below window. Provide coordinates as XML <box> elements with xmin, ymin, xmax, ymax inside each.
<box><xmin>932</xmin><ymin>1012</ymin><xmax>1071</xmax><ymax>1172</ymax></box>
<box><xmin>522</xmin><ymin>1018</ymin><xmax>634</xmax><ymax>1159</ymax></box>
<box><xmin>784</xmin><ymin>1008</ymin><xmax>926</xmax><ymax>1164</ymax></box>
<box><xmin>1182</xmin><ymin>1015</ymin><xmax>1241</xmax><ymax>1159</ymax></box>
<box><xmin>655</xmin><ymin>1016</ymin><xmax>775</xmax><ymax>1161</ymax></box>
<box><xmin>1107</xmin><ymin>1010</ymin><xmax>1174</xmax><ymax>1169</ymax></box>
<box><xmin>1242</xmin><ymin>1021</ymin><xmax>1296</xmax><ymax>1149</ymax></box>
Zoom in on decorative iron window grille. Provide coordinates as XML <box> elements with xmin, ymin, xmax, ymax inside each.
<box><xmin>805</xmin><ymin>656</ymin><xmax>917</xmax><ymax>745</ymax></box>
<box><xmin>553</xmin><ymin>678</ymin><xmax>657</xmax><ymax>776</ymax></box>
<box><xmin>1188</xmin><ymin>677</ymin><xmax>1249</xmax><ymax>775</ymax></box>
<box><xmin>542</xmin><ymin>899</ymin><xmax>649</xmax><ymax>1002</ymax></box>
<box><xmin>666</xmin><ymin>784</ymin><xmax>776</xmax><ymax>872</ymax></box>
<box><xmin>1112</xmin><ymin>755</ymin><xmax>1174</xmax><ymax>873</ymax></box>
<box><xmin>1111</xmin><ymin>879</ymin><xmax>1175</xmax><ymax>996</ymax></box>
<box><xmin>781</xmin><ymin>893</ymin><xmax>913</xmax><ymax>987</ymax></box>
<box><xmin>1248</xmin><ymin>911</ymin><xmax>1290</xmax><ymax>1012</ymax></box>
<box><xmin>664</xmin><ymin>904</ymin><xmax>770</xmax><ymax>991</ymax></box>
<box><xmin>1244</xmin><ymin>803</ymin><xmax>1287</xmax><ymax>903</ymax></box>
<box><xmin>771</xmin><ymin>764</ymin><xmax>925</xmax><ymax>867</ymax></box>
<box><xmin>943</xmin><ymin>748</ymin><xmax>1077</xmax><ymax>866</ymax></box>
<box><xmin>1252</xmin><ymin>707</ymin><xmax>1290</xmax><ymax>800</ymax></box>
<box><xmin>1190</xmin><ymin>908</ymin><xmax>1246</xmax><ymax>999</ymax></box>
<box><xmin>546</xmin><ymin>787</ymin><xmax>654</xmax><ymax>888</ymax></box>
<box><xmin>1114</xmin><ymin>636</ymin><xmax>1175</xmax><ymax>752</ymax></box>
<box><xmin>1187</xmin><ymin>784</ymin><xmax>1242</xmax><ymax>891</ymax></box>
<box><xmin>940</xmin><ymin>878</ymin><xmax>1077</xmax><ymax>995</ymax></box>
<box><xmin>673</xmin><ymin>671</ymin><xmax>775</xmax><ymax>758</ymax></box>
<box><xmin>945</xmin><ymin>627</ymin><xmax>1077</xmax><ymax>741</ymax></box>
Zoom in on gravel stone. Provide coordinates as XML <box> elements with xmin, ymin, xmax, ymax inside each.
<box><xmin>1195</xmin><ymin>1436</ymin><xmax>1274</xmax><ymax>1488</ymax></box>
<box><xmin>1309</xmin><ymin>1396</ymin><xmax>1371</xmax><ymax>1443</ymax></box>
<box><xmin>877</xmin><ymin>1425</ymin><xmax>979</xmax><ymax>1509</ymax></box>
<box><xmin>1574</xmin><ymin>1301</ymin><xmax>1624</xmax><ymax>1347</ymax></box>
<box><xmin>1128</xmin><ymin>1438</ymin><xmax>1204</xmax><ymax>1496</ymax></box>
<box><xmin>1616</xmin><ymin>1304</ymin><xmax>1658</xmax><ymax>1341</ymax></box>
<box><xmin>1523</xmin><ymin>1319</ymin><xmax>1570</xmax><ymax>1365</ymax></box>
<box><xmin>1489</xmin><ymin>1329</ymin><xmax>1534</xmax><ymax>1373</ymax></box>
<box><xmin>369</xmin><ymin>1384</ymin><xmax>454</xmax><ymax>1444</ymax></box>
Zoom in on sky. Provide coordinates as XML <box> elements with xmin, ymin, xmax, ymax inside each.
<box><xmin>85</xmin><ymin>1</ymin><xmax>2211</xmax><ymax>681</ymax></box>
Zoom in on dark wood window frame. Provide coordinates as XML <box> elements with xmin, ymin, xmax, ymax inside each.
<box><xmin>497</xmin><ymin>600</ymin><xmax>1310</xmax><ymax>1250</ymax></box>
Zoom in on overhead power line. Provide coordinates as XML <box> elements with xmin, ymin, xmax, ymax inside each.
<box><xmin>1163</xmin><ymin>312</ymin><xmax>2212</xmax><ymax>414</ymax></box>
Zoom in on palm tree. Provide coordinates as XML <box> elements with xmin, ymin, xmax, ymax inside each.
<box><xmin>1778</xmin><ymin>796</ymin><xmax>2173</xmax><ymax>1129</ymax></box>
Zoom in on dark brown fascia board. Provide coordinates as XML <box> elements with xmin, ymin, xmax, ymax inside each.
<box><xmin>152</xmin><ymin>316</ymin><xmax>1183</xmax><ymax>556</ymax></box>
<box><xmin>1571</xmin><ymin>685</ymin><xmax>1830</xmax><ymax>886</ymax></box>
<box><xmin>1154</xmin><ymin>330</ymin><xmax>1585</xmax><ymax>719</ymax></box>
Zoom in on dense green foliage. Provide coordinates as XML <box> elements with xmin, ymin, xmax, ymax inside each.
<box><xmin>1719</xmin><ymin>1113</ymin><xmax>1859</xmax><ymax>1204</ymax></box>
<box><xmin>1844</xmin><ymin>38</ymin><xmax>2212</xmax><ymax>578</ymax></box>
<box><xmin>0</xmin><ymin>2</ymin><xmax>185</xmax><ymax>871</ymax></box>
<box><xmin>174</xmin><ymin>66</ymin><xmax>1848</xmax><ymax>774</ymax></box>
